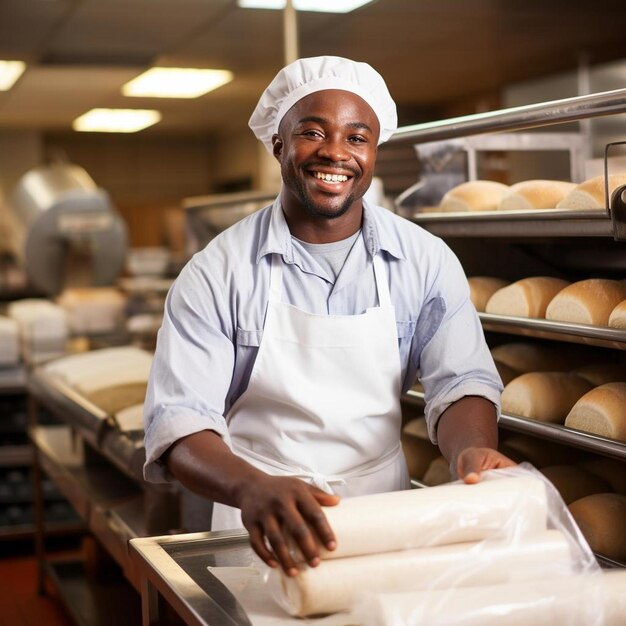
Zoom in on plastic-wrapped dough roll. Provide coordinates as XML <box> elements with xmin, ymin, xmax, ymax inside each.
<box><xmin>270</xmin><ymin>530</ymin><xmax>572</xmax><ymax>617</ymax></box>
<box><xmin>314</xmin><ymin>475</ymin><xmax>548</xmax><ymax>561</ymax></box>
<box><xmin>356</xmin><ymin>570</ymin><xmax>626</xmax><ymax>626</ymax></box>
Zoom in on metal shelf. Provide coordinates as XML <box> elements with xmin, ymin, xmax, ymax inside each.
<box><xmin>402</xmin><ymin>390</ymin><xmax>626</xmax><ymax>461</ymax></box>
<box><xmin>478</xmin><ymin>313</ymin><xmax>626</xmax><ymax>350</ymax></box>
<box><xmin>0</xmin><ymin>444</ymin><xmax>33</xmax><ymax>467</ymax></box>
<box><xmin>0</xmin><ymin>520</ymin><xmax>84</xmax><ymax>541</ymax></box>
<box><xmin>406</xmin><ymin>208</ymin><xmax>615</xmax><ymax>239</ymax></box>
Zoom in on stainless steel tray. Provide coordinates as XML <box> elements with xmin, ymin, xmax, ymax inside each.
<box><xmin>130</xmin><ymin>531</ymin><xmax>356</xmax><ymax>626</ymax></box>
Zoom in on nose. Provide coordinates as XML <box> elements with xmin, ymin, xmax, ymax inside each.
<box><xmin>317</xmin><ymin>135</ymin><xmax>350</xmax><ymax>162</ymax></box>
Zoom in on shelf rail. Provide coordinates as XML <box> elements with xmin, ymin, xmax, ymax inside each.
<box><xmin>389</xmin><ymin>88</ymin><xmax>626</xmax><ymax>144</ymax></box>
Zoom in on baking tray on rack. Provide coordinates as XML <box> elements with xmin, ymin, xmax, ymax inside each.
<box><xmin>478</xmin><ymin>313</ymin><xmax>626</xmax><ymax>350</ymax></box>
<box><xmin>403</xmin><ymin>389</ymin><xmax>626</xmax><ymax>461</ymax></box>
<box><xmin>130</xmin><ymin>530</ymin><xmax>356</xmax><ymax>626</ymax></box>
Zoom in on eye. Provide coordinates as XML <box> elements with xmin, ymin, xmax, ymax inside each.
<box><xmin>348</xmin><ymin>135</ymin><xmax>367</xmax><ymax>143</ymax></box>
<box><xmin>300</xmin><ymin>129</ymin><xmax>323</xmax><ymax>139</ymax></box>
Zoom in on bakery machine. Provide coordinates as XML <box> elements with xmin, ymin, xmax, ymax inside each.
<box><xmin>10</xmin><ymin>162</ymin><xmax>128</xmax><ymax>295</ymax></box>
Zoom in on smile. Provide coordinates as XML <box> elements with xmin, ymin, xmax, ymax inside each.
<box><xmin>313</xmin><ymin>172</ymin><xmax>349</xmax><ymax>183</ymax></box>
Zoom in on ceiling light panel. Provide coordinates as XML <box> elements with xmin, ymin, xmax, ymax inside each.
<box><xmin>72</xmin><ymin>108</ymin><xmax>161</xmax><ymax>133</ymax></box>
<box><xmin>122</xmin><ymin>67</ymin><xmax>234</xmax><ymax>98</ymax></box>
<box><xmin>0</xmin><ymin>60</ymin><xmax>26</xmax><ymax>91</ymax></box>
<box><xmin>238</xmin><ymin>0</ymin><xmax>373</xmax><ymax>13</ymax></box>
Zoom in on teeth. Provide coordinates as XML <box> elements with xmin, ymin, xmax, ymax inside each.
<box><xmin>314</xmin><ymin>172</ymin><xmax>348</xmax><ymax>183</ymax></box>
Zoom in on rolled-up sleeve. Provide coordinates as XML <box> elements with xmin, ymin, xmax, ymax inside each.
<box><xmin>143</xmin><ymin>256</ymin><xmax>235</xmax><ymax>483</ymax></box>
<box><xmin>417</xmin><ymin>243</ymin><xmax>503</xmax><ymax>444</ymax></box>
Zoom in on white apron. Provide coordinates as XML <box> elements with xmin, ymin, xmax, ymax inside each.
<box><xmin>211</xmin><ymin>251</ymin><xmax>410</xmax><ymax>530</ymax></box>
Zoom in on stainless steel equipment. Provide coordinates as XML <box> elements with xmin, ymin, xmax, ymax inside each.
<box><xmin>10</xmin><ymin>163</ymin><xmax>128</xmax><ymax>295</ymax></box>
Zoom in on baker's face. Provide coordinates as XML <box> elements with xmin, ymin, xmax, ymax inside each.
<box><xmin>272</xmin><ymin>89</ymin><xmax>379</xmax><ymax>221</ymax></box>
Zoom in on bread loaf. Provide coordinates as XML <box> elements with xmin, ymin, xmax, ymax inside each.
<box><xmin>401</xmin><ymin>418</ymin><xmax>439</xmax><ymax>480</ymax></box>
<box><xmin>564</xmin><ymin>383</ymin><xmax>626</xmax><ymax>442</ymax></box>
<box><xmin>468</xmin><ymin>276</ymin><xmax>509</xmax><ymax>312</ymax></box>
<box><xmin>502</xmin><ymin>372</ymin><xmax>593</xmax><ymax>423</ymax></box>
<box><xmin>485</xmin><ymin>277</ymin><xmax>569</xmax><ymax>318</ymax></box>
<box><xmin>568</xmin><ymin>493</ymin><xmax>626</xmax><ymax>560</ymax></box>
<box><xmin>580</xmin><ymin>457</ymin><xmax>626</xmax><ymax>496</ymax></box>
<box><xmin>439</xmin><ymin>180</ymin><xmax>510</xmax><ymax>212</ymax></box>
<box><xmin>556</xmin><ymin>173</ymin><xmax>626</xmax><ymax>210</ymax></box>
<box><xmin>608</xmin><ymin>299</ymin><xmax>626</xmax><ymax>329</ymax></box>
<box><xmin>498</xmin><ymin>180</ymin><xmax>576</xmax><ymax>211</ymax></box>
<box><xmin>540</xmin><ymin>465</ymin><xmax>610</xmax><ymax>504</ymax></box>
<box><xmin>491</xmin><ymin>342</ymin><xmax>574</xmax><ymax>373</ymax></box>
<box><xmin>573</xmin><ymin>362</ymin><xmax>626</xmax><ymax>386</ymax></box>
<box><xmin>545</xmin><ymin>279</ymin><xmax>626</xmax><ymax>326</ymax></box>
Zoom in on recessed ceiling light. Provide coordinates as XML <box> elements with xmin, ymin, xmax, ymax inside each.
<box><xmin>238</xmin><ymin>0</ymin><xmax>373</xmax><ymax>13</ymax></box>
<box><xmin>0</xmin><ymin>60</ymin><xmax>26</xmax><ymax>91</ymax></box>
<box><xmin>122</xmin><ymin>67</ymin><xmax>234</xmax><ymax>99</ymax></box>
<box><xmin>72</xmin><ymin>109</ymin><xmax>161</xmax><ymax>133</ymax></box>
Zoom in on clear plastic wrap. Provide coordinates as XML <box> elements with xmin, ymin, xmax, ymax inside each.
<box><xmin>266</xmin><ymin>464</ymin><xmax>614</xmax><ymax>624</ymax></box>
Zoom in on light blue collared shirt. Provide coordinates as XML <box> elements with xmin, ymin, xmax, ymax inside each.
<box><xmin>144</xmin><ymin>199</ymin><xmax>502</xmax><ymax>482</ymax></box>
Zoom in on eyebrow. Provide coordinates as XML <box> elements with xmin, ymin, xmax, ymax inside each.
<box><xmin>297</xmin><ymin>116</ymin><xmax>374</xmax><ymax>134</ymax></box>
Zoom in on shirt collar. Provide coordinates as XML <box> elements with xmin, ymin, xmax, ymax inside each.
<box><xmin>255</xmin><ymin>196</ymin><xmax>406</xmax><ymax>264</ymax></box>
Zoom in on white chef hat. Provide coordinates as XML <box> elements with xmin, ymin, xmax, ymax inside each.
<box><xmin>249</xmin><ymin>56</ymin><xmax>397</xmax><ymax>153</ymax></box>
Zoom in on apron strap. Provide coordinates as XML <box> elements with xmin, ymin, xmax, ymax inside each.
<box><xmin>373</xmin><ymin>253</ymin><xmax>392</xmax><ymax>309</ymax></box>
<box><xmin>269</xmin><ymin>253</ymin><xmax>282</xmax><ymax>302</ymax></box>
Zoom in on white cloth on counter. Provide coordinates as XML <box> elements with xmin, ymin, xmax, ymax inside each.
<box><xmin>44</xmin><ymin>346</ymin><xmax>152</xmax><ymax>393</ymax></box>
<box><xmin>7</xmin><ymin>299</ymin><xmax>68</xmax><ymax>340</ymax></box>
<box><xmin>269</xmin><ymin>530</ymin><xmax>572</xmax><ymax>617</ymax></box>
<box><xmin>56</xmin><ymin>287</ymin><xmax>126</xmax><ymax>334</ymax></box>
<box><xmin>355</xmin><ymin>570</ymin><xmax>626</xmax><ymax>626</ymax></box>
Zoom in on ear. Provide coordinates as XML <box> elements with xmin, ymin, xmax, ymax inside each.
<box><xmin>272</xmin><ymin>134</ymin><xmax>283</xmax><ymax>161</ymax></box>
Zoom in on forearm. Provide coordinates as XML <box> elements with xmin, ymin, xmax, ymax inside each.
<box><xmin>163</xmin><ymin>430</ymin><xmax>265</xmax><ymax>508</ymax></box>
<box><xmin>436</xmin><ymin>395</ymin><xmax>498</xmax><ymax>464</ymax></box>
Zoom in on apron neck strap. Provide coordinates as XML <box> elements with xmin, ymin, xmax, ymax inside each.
<box><xmin>269</xmin><ymin>253</ymin><xmax>283</xmax><ymax>302</ymax></box>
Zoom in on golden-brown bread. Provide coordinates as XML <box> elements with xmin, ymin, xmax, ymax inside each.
<box><xmin>422</xmin><ymin>456</ymin><xmax>451</xmax><ymax>486</ymax></box>
<box><xmin>564</xmin><ymin>383</ymin><xmax>626</xmax><ymax>442</ymax></box>
<box><xmin>540</xmin><ymin>464</ymin><xmax>610</xmax><ymax>504</ymax></box>
<box><xmin>401</xmin><ymin>418</ymin><xmax>440</xmax><ymax>480</ymax></box>
<box><xmin>485</xmin><ymin>277</ymin><xmax>570</xmax><ymax>318</ymax></box>
<box><xmin>468</xmin><ymin>276</ymin><xmax>510</xmax><ymax>312</ymax></box>
<box><xmin>556</xmin><ymin>174</ymin><xmax>626</xmax><ymax>210</ymax></box>
<box><xmin>499</xmin><ymin>434</ymin><xmax>579</xmax><ymax>468</ymax></box>
<box><xmin>545</xmin><ymin>279</ymin><xmax>626</xmax><ymax>326</ymax></box>
<box><xmin>502</xmin><ymin>372</ymin><xmax>593</xmax><ymax>423</ymax></box>
<box><xmin>439</xmin><ymin>180</ymin><xmax>510</xmax><ymax>212</ymax></box>
<box><xmin>573</xmin><ymin>362</ymin><xmax>626</xmax><ymax>386</ymax></box>
<box><xmin>568</xmin><ymin>493</ymin><xmax>626</xmax><ymax>560</ymax></box>
<box><xmin>580</xmin><ymin>457</ymin><xmax>626</xmax><ymax>496</ymax></box>
<box><xmin>608</xmin><ymin>299</ymin><xmax>626</xmax><ymax>329</ymax></box>
<box><xmin>498</xmin><ymin>180</ymin><xmax>576</xmax><ymax>211</ymax></box>
<box><xmin>490</xmin><ymin>342</ymin><xmax>574</xmax><ymax>373</ymax></box>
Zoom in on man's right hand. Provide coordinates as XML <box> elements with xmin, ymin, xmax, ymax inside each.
<box><xmin>235</xmin><ymin>474</ymin><xmax>339</xmax><ymax>577</ymax></box>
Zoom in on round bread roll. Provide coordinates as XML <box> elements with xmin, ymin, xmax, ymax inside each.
<box><xmin>439</xmin><ymin>180</ymin><xmax>510</xmax><ymax>212</ymax></box>
<box><xmin>568</xmin><ymin>493</ymin><xmax>626</xmax><ymax>560</ymax></box>
<box><xmin>580</xmin><ymin>457</ymin><xmax>626</xmax><ymax>496</ymax></box>
<box><xmin>490</xmin><ymin>342</ymin><xmax>574</xmax><ymax>373</ymax></box>
<box><xmin>564</xmin><ymin>383</ymin><xmax>626</xmax><ymax>442</ymax></box>
<box><xmin>502</xmin><ymin>372</ymin><xmax>593</xmax><ymax>423</ymax></box>
<box><xmin>468</xmin><ymin>276</ymin><xmax>509</xmax><ymax>312</ymax></box>
<box><xmin>500</xmin><ymin>434</ymin><xmax>579</xmax><ymax>468</ymax></box>
<box><xmin>422</xmin><ymin>456</ymin><xmax>451</xmax><ymax>486</ymax></box>
<box><xmin>608</xmin><ymin>299</ymin><xmax>626</xmax><ymax>329</ymax></box>
<box><xmin>498</xmin><ymin>180</ymin><xmax>576</xmax><ymax>212</ymax></box>
<box><xmin>573</xmin><ymin>362</ymin><xmax>626</xmax><ymax>386</ymax></box>
<box><xmin>401</xmin><ymin>418</ymin><xmax>439</xmax><ymax>480</ymax></box>
<box><xmin>556</xmin><ymin>173</ymin><xmax>626</xmax><ymax>210</ymax></box>
<box><xmin>540</xmin><ymin>465</ymin><xmax>610</xmax><ymax>504</ymax></box>
<box><xmin>485</xmin><ymin>277</ymin><xmax>569</xmax><ymax>318</ymax></box>
<box><xmin>545</xmin><ymin>279</ymin><xmax>626</xmax><ymax>326</ymax></box>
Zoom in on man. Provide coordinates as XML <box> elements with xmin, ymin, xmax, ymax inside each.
<box><xmin>144</xmin><ymin>56</ymin><xmax>514</xmax><ymax>578</ymax></box>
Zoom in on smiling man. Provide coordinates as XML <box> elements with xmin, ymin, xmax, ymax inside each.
<box><xmin>143</xmin><ymin>56</ymin><xmax>513</xmax><ymax>578</ymax></box>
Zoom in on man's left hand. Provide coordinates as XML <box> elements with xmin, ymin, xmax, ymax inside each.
<box><xmin>454</xmin><ymin>447</ymin><xmax>516</xmax><ymax>484</ymax></box>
